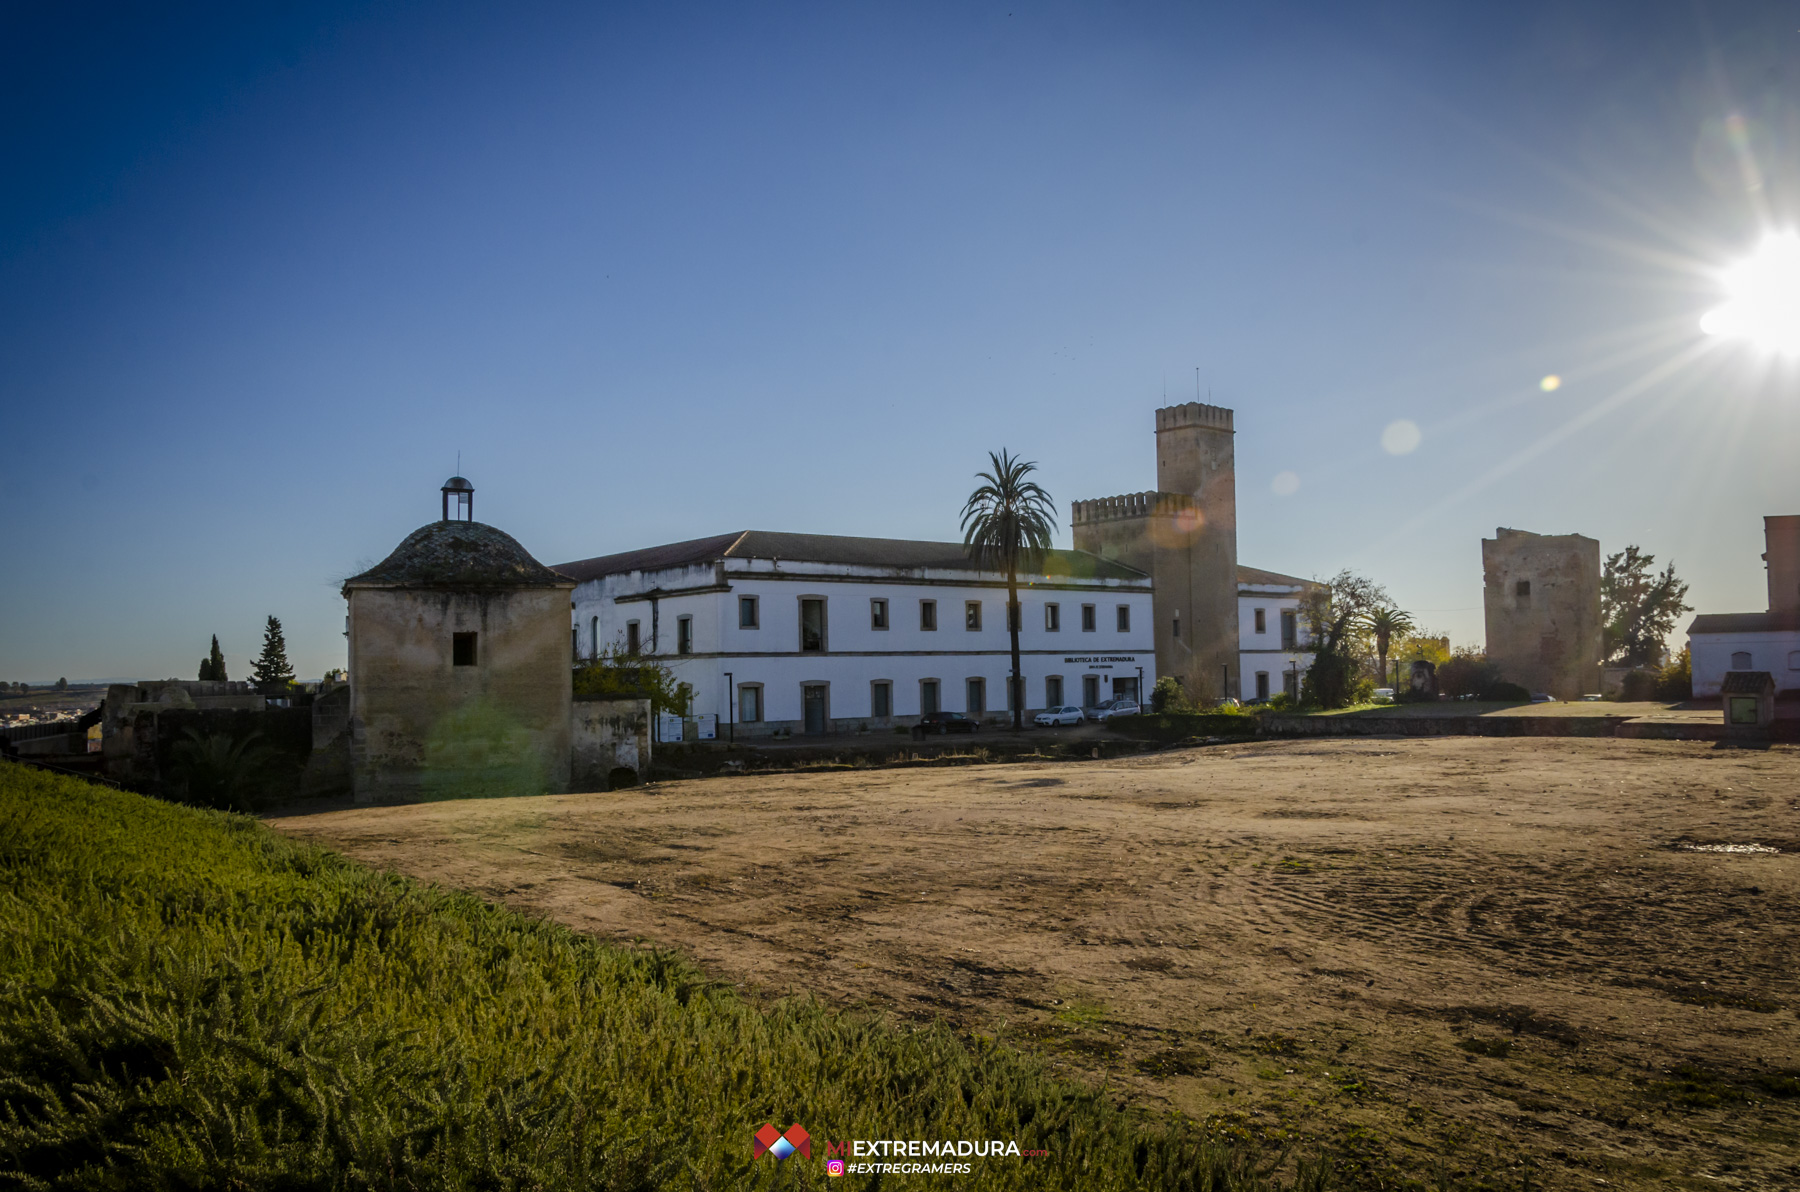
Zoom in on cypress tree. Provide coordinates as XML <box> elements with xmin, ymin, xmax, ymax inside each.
<box><xmin>209</xmin><ymin>636</ymin><xmax>227</xmax><ymax>681</ymax></box>
<box><xmin>250</xmin><ymin>616</ymin><xmax>296</xmax><ymax>695</ymax></box>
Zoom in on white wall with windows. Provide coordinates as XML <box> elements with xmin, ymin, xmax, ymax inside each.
<box><xmin>1237</xmin><ymin>583</ymin><xmax>1311</xmax><ymax>702</ymax></box>
<box><xmin>1689</xmin><ymin>627</ymin><xmax>1800</xmax><ymax>697</ymax></box>
<box><xmin>569</xmin><ymin>558</ymin><xmax>1155</xmax><ymax>735</ymax></box>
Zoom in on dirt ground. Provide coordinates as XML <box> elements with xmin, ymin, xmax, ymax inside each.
<box><xmin>269</xmin><ymin>737</ymin><xmax>1800</xmax><ymax>1190</ymax></box>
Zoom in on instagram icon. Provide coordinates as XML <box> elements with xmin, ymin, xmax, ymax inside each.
<box><xmin>826</xmin><ymin>1159</ymin><xmax>846</xmax><ymax>1177</ymax></box>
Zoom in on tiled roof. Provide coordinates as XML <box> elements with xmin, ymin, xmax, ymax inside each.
<box><xmin>1688</xmin><ymin>611</ymin><xmax>1800</xmax><ymax>634</ymax></box>
<box><xmin>345</xmin><ymin>521</ymin><xmax>571</xmax><ymax>590</ymax></box>
<box><xmin>1720</xmin><ymin>670</ymin><xmax>1775</xmax><ymax>694</ymax></box>
<box><xmin>554</xmin><ymin>530</ymin><xmax>1148</xmax><ymax>583</ymax></box>
<box><xmin>1237</xmin><ymin>565</ymin><xmax>1314</xmax><ymax>589</ymax></box>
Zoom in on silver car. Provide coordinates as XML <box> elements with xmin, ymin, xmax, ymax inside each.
<box><xmin>1034</xmin><ymin>705</ymin><xmax>1085</xmax><ymax>727</ymax></box>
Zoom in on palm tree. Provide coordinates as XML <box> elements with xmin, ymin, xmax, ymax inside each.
<box><xmin>1362</xmin><ymin>606</ymin><xmax>1416</xmax><ymax>691</ymax></box>
<box><xmin>962</xmin><ymin>450</ymin><xmax>1057</xmax><ymax>732</ymax></box>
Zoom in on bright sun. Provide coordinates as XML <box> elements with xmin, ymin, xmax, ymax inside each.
<box><xmin>1700</xmin><ymin>232</ymin><xmax>1800</xmax><ymax>353</ymax></box>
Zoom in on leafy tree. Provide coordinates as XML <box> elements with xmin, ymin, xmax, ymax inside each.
<box><xmin>1360</xmin><ymin>606</ymin><xmax>1415</xmax><ymax>692</ymax></box>
<box><xmin>1298</xmin><ymin>571</ymin><xmax>1390</xmax><ymax>708</ymax></box>
<box><xmin>1654</xmin><ymin>646</ymin><xmax>1692</xmax><ymax>701</ymax></box>
<box><xmin>573</xmin><ymin>642</ymin><xmax>690</xmax><ymax>719</ymax></box>
<box><xmin>1601</xmin><ymin>546</ymin><xmax>1693</xmax><ymax>667</ymax></box>
<box><xmin>198</xmin><ymin>635</ymin><xmax>228</xmax><ymax>681</ymax></box>
<box><xmin>250</xmin><ymin>616</ymin><xmax>296</xmax><ymax>696</ymax></box>
<box><xmin>961</xmin><ymin>449</ymin><xmax>1057</xmax><ymax>731</ymax></box>
<box><xmin>54</xmin><ymin>678</ymin><xmax>68</xmax><ymax>691</ymax></box>
<box><xmin>169</xmin><ymin>727</ymin><xmax>275</xmax><ymax>811</ymax></box>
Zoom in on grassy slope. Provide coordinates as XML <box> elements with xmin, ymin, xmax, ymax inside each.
<box><xmin>0</xmin><ymin>765</ymin><xmax>1336</xmax><ymax>1191</ymax></box>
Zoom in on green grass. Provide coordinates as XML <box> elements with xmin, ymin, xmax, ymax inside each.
<box><xmin>0</xmin><ymin>764</ymin><xmax>1347</xmax><ymax>1191</ymax></box>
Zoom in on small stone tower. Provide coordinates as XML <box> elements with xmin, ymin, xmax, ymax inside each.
<box><xmin>1481</xmin><ymin>527</ymin><xmax>1601</xmax><ymax>700</ymax></box>
<box><xmin>343</xmin><ymin>479</ymin><xmax>574</xmax><ymax>801</ymax></box>
<box><xmin>1764</xmin><ymin>515</ymin><xmax>1800</xmax><ymax>615</ymax></box>
<box><xmin>1072</xmin><ymin>402</ymin><xmax>1239</xmax><ymax>700</ymax></box>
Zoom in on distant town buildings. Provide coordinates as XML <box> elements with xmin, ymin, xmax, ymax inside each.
<box><xmin>1687</xmin><ymin>515</ymin><xmax>1800</xmax><ymax>698</ymax></box>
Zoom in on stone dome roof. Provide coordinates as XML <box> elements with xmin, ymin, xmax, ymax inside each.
<box><xmin>344</xmin><ymin>521</ymin><xmax>571</xmax><ymax>591</ymax></box>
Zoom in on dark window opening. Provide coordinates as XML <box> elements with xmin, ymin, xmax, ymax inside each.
<box><xmin>965</xmin><ymin>601</ymin><xmax>982</xmax><ymax>631</ymax></box>
<box><xmin>1254</xmin><ymin>608</ymin><xmax>1266</xmax><ymax>634</ymax></box>
<box><xmin>1081</xmin><ymin>604</ymin><xmax>1096</xmax><ymax>632</ymax></box>
<box><xmin>871</xmin><ymin>598</ymin><xmax>888</xmax><ymax>630</ymax></box>
<box><xmin>453</xmin><ymin>632</ymin><xmax>478</xmax><ymax>667</ymax></box>
<box><xmin>801</xmin><ymin>598</ymin><xmax>827</xmax><ymax>652</ymax></box>
<box><xmin>1255</xmin><ymin>671</ymin><xmax>1270</xmax><ymax>700</ymax></box>
<box><xmin>1046</xmin><ymin>603</ymin><xmax>1060</xmax><ymax>632</ymax></box>
<box><xmin>677</xmin><ymin>616</ymin><xmax>692</xmax><ymax>655</ymax></box>
<box><xmin>871</xmin><ymin>681</ymin><xmax>892</xmax><ymax>718</ymax></box>
<box><xmin>920</xmin><ymin>600</ymin><xmax>937</xmax><ymax>631</ymax></box>
<box><xmin>626</xmin><ymin>621</ymin><xmax>640</xmax><ymax>655</ymax></box>
<box><xmin>1281</xmin><ymin>610</ymin><xmax>1298</xmax><ymax>650</ymax></box>
<box><xmin>966</xmin><ymin>677</ymin><xmax>985</xmax><ymax>716</ymax></box>
<box><xmin>920</xmin><ymin>679</ymin><xmax>940</xmax><ymax>714</ymax></box>
<box><xmin>1046</xmin><ymin>676</ymin><xmax>1063</xmax><ymax>706</ymax></box>
<box><xmin>1173</xmin><ymin>613</ymin><xmax>1181</xmax><ymax>639</ymax></box>
<box><xmin>1116</xmin><ymin>605</ymin><xmax>1130</xmax><ymax>632</ymax></box>
<box><xmin>739</xmin><ymin>596</ymin><xmax>758</xmax><ymax>628</ymax></box>
<box><xmin>1515</xmin><ymin>580</ymin><xmax>1531</xmax><ymax>598</ymax></box>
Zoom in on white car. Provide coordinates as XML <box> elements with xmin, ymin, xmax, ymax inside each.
<box><xmin>1086</xmin><ymin>698</ymin><xmax>1141</xmax><ymax>722</ymax></box>
<box><xmin>1034</xmin><ymin>705</ymin><xmax>1085</xmax><ymax>727</ymax></box>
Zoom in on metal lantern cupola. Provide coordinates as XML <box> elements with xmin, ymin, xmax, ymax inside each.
<box><xmin>441</xmin><ymin>476</ymin><xmax>474</xmax><ymax>522</ymax></box>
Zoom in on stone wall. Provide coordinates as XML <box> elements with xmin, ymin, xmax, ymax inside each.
<box><xmin>1481</xmin><ymin>528</ymin><xmax>1601</xmax><ymax>700</ymax></box>
<box><xmin>571</xmin><ymin>697</ymin><xmax>652</xmax><ymax>790</ymax></box>
<box><xmin>348</xmin><ymin>586</ymin><xmax>573</xmax><ymax>801</ymax></box>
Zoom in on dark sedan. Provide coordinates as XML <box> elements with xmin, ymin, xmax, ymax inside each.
<box><xmin>915</xmin><ymin>711</ymin><xmax>979</xmax><ymax>736</ymax></box>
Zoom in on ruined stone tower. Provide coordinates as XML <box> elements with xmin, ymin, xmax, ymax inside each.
<box><xmin>1481</xmin><ymin>527</ymin><xmax>1601</xmax><ymax>700</ymax></box>
<box><xmin>1072</xmin><ymin>402</ymin><xmax>1239</xmax><ymax>700</ymax></box>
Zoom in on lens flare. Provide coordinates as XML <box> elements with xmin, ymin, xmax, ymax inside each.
<box><xmin>1271</xmin><ymin>471</ymin><xmax>1300</xmax><ymax>496</ymax></box>
<box><xmin>1539</xmin><ymin>375</ymin><xmax>1561</xmax><ymax>392</ymax></box>
<box><xmin>1380</xmin><ymin>419</ymin><xmax>1421</xmax><ymax>455</ymax></box>
<box><xmin>1701</xmin><ymin>232</ymin><xmax>1800</xmax><ymax>352</ymax></box>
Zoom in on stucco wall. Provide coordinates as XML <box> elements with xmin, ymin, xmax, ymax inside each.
<box><xmin>1481</xmin><ymin>528</ymin><xmax>1601</xmax><ymax>700</ymax></box>
<box><xmin>348</xmin><ymin>586</ymin><xmax>573</xmax><ymax>800</ymax></box>
<box><xmin>1690</xmin><ymin>629</ymin><xmax>1800</xmax><ymax>697</ymax></box>
<box><xmin>571</xmin><ymin>697</ymin><xmax>651</xmax><ymax>790</ymax></box>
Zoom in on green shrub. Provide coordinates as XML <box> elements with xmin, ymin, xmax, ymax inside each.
<box><xmin>1616</xmin><ymin>669</ymin><xmax>1657</xmax><ymax>701</ymax></box>
<box><xmin>0</xmin><ymin>763</ymin><xmax>1337</xmax><ymax>1191</ymax></box>
<box><xmin>1655</xmin><ymin>647</ymin><xmax>1693</xmax><ymax>700</ymax></box>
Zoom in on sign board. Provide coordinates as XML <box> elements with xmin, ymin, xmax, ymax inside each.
<box><xmin>657</xmin><ymin>712</ymin><xmax>684</xmax><ymax>742</ymax></box>
<box><xmin>1062</xmin><ymin>655</ymin><xmax>1139</xmax><ymax>671</ymax></box>
<box><xmin>696</xmin><ymin>714</ymin><xmax>718</xmax><ymax>741</ymax></box>
<box><xmin>86</xmin><ymin>724</ymin><xmax>102</xmax><ymax>754</ymax></box>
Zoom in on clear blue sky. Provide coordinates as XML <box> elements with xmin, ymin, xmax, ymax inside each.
<box><xmin>4</xmin><ymin>1</ymin><xmax>1798</xmax><ymax>682</ymax></box>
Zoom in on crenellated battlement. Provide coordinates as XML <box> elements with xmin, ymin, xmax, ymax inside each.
<box><xmin>1155</xmin><ymin>402</ymin><xmax>1233</xmax><ymax>433</ymax></box>
<box><xmin>1070</xmin><ymin>490</ymin><xmax>1197</xmax><ymax>524</ymax></box>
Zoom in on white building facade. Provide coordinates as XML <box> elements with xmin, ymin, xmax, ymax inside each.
<box><xmin>558</xmin><ymin>531</ymin><xmax>1156</xmax><ymax>737</ymax></box>
<box><xmin>1237</xmin><ymin>567</ymin><xmax>1314</xmax><ymax>702</ymax></box>
<box><xmin>1688</xmin><ymin>613</ymin><xmax>1800</xmax><ymax>698</ymax></box>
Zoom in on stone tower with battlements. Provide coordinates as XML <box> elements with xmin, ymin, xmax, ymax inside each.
<box><xmin>1072</xmin><ymin>402</ymin><xmax>1239</xmax><ymax>700</ymax></box>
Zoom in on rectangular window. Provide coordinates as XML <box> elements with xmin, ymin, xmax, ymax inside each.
<box><xmin>1280</xmin><ymin>610</ymin><xmax>1297</xmax><ymax>650</ymax></box>
<box><xmin>453</xmin><ymin>632</ymin><xmax>477</xmax><ymax>667</ymax></box>
<box><xmin>739</xmin><ymin>596</ymin><xmax>759</xmax><ymax>629</ymax></box>
<box><xmin>1254</xmin><ymin>608</ymin><xmax>1267</xmax><ymax>634</ymax></box>
<box><xmin>1081</xmin><ymin>604</ymin><xmax>1096</xmax><ymax>632</ymax></box>
<box><xmin>965</xmin><ymin>601</ymin><xmax>982</xmax><ymax>631</ymax></box>
<box><xmin>800</xmin><ymin>598</ymin><xmax>826</xmax><ymax>652</ymax></box>
<box><xmin>1045</xmin><ymin>675</ymin><xmax>1063</xmax><ymax>707</ymax></box>
<box><xmin>1045</xmin><ymin>602</ymin><xmax>1060</xmax><ymax>632</ymax></box>
<box><xmin>1284</xmin><ymin>669</ymin><xmax>1299</xmax><ymax>698</ymax></box>
<box><xmin>1173</xmin><ymin>612</ymin><xmax>1181</xmax><ymax>639</ymax></box>
<box><xmin>677</xmin><ymin>616</ymin><xmax>692</xmax><ymax>655</ymax></box>
<box><xmin>626</xmin><ymin>621</ymin><xmax>640</xmax><ymax>655</ymax></box>
<box><xmin>1515</xmin><ymin>580</ymin><xmax>1532</xmax><ymax>598</ymax></box>
<box><xmin>870</xmin><ymin>598</ymin><xmax>888</xmax><ymax>630</ymax></box>
<box><xmin>919</xmin><ymin>599</ymin><xmax>937</xmax><ymax>631</ymax></box>
<box><xmin>1082</xmin><ymin>675</ymin><xmax>1100</xmax><ymax>707</ymax></box>
<box><xmin>1116</xmin><ymin>605</ymin><xmax>1130</xmax><ymax>632</ymax></box>
<box><xmin>920</xmin><ymin>678</ymin><xmax>940</xmax><ymax>714</ymax></box>
<box><xmin>966</xmin><ymin>677</ymin><xmax>985</xmax><ymax>716</ymax></box>
<box><xmin>871</xmin><ymin>680</ymin><xmax>892</xmax><ymax>718</ymax></box>
<box><xmin>1255</xmin><ymin>671</ymin><xmax>1270</xmax><ymax>700</ymax></box>
<box><xmin>739</xmin><ymin>685</ymin><xmax>762</xmax><ymax>723</ymax></box>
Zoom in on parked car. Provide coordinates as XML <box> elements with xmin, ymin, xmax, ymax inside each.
<box><xmin>1086</xmin><ymin>698</ymin><xmax>1141</xmax><ymax>722</ymax></box>
<box><xmin>916</xmin><ymin>711</ymin><xmax>978</xmax><ymax>735</ymax></box>
<box><xmin>1530</xmin><ymin>692</ymin><xmax>1556</xmax><ymax>704</ymax></box>
<box><xmin>1034</xmin><ymin>705</ymin><xmax>1085</xmax><ymax>727</ymax></box>
<box><xmin>1372</xmin><ymin>687</ymin><xmax>1395</xmax><ymax>700</ymax></box>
